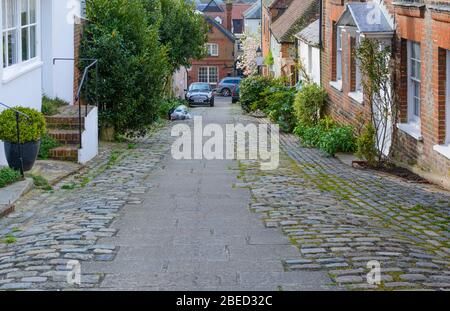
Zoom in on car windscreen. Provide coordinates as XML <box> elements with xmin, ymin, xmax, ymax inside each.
<box><xmin>189</xmin><ymin>84</ymin><xmax>210</xmax><ymax>92</ymax></box>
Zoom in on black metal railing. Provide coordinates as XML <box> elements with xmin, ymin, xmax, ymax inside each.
<box><xmin>0</xmin><ymin>102</ymin><xmax>31</xmax><ymax>178</ymax></box>
<box><xmin>53</xmin><ymin>58</ymin><xmax>98</xmax><ymax>149</ymax></box>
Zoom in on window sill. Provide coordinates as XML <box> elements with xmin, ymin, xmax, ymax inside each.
<box><xmin>433</xmin><ymin>144</ymin><xmax>450</xmax><ymax>160</ymax></box>
<box><xmin>329</xmin><ymin>80</ymin><xmax>342</xmax><ymax>92</ymax></box>
<box><xmin>348</xmin><ymin>91</ymin><xmax>363</xmax><ymax>104</ymax></box>
<box><xmin>396</xmin><ymin>123</ymin><xmax>423</xmax><ymax>141</ymax></box>
<box><xmin>2</xmin><ymin>60</ymin><xmax>43</xmax><ymax>84</ymax></box>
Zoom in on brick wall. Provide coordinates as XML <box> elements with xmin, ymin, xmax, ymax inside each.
<box><xmin>322</xmin><ymin>0</ymin><xmax>450</xmax><ymax>188</ymax></box>
<box><xmin>188</xmin><ymin>20</ymin><xmax>235</xmax><ymax>86</ymax></box>
<box><xmin>322</xmin><ymin>1</ymin><xmax>371</xmax><ymax>127</ymax></box>
<box><xmin>390</xmin><ymin>1</ymin><xmax>450</xmax><ymax>187</ymax></box>
<box><xmin>73</xmin><ymin>20</ymin><xmax>85</xmax><ymax>103</ymax></box>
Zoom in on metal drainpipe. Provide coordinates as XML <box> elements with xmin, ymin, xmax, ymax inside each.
<box><xmin>319</xmin><ymin>0</ymin><xmax>323</xmax><ymax>49</ymax></box>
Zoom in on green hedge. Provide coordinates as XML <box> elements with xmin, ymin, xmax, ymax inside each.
<box><xmin>293</xmin><ymin>83</ymin><xmax>327</xmax><ymax>127</ymax></box>
<box><xmin>0</xmin><ymin>107</ymin><xmax>46</xmax><ymax>143</ymax></box>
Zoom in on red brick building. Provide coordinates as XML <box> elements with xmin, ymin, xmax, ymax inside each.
<box><xmin>322</xmin><ymin>0</ymin><xmax>450</xmax><ymax>188</ymax></box>
<box><xmin>188</xmin><ymin>14</ymin><xmax>236</xmax><ymax>87</ymax></box>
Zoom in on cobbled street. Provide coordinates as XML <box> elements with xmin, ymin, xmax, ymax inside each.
<box><xmin>0</xmin><ymin>97</ymin><xmax>449</xmax><ymax>290</ymax></box>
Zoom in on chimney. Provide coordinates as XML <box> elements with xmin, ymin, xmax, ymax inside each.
<box><xmin>226</xmin><ymin>0</ymin><xmax>233</xmax><ymax>32</ymax></box>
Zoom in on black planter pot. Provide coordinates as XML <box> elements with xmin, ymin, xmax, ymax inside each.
<box><xmin>4</xmin><ymin>140</ymin><xmax>41</xmax><ymax>172</ymax></box>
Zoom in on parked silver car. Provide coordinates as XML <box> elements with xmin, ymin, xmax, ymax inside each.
<box><xmin>216</xmin><ymin>77</ymin><xmax>242</xmax><ymax>97</ymax></box>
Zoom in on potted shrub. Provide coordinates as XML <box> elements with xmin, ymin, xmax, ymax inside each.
<box><xmin>0</xmin><ymin>107</ymin><xmax>46</xmax><ymax>172</ymax></box>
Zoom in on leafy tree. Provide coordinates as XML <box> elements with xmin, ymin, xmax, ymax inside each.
<box><xmin>237</xmin><ymin>32</ymin><xmax>261</xmax><ymax>76</ymax></box>
<box><xmin>80</xmin><ymin>0</ymin><xmax>169</xmax><ymax>136</ymax></box>
<box><xmin>147</xmin><ymin>0</ymin><xmax>208</xmax><ymax>72</ymax></box>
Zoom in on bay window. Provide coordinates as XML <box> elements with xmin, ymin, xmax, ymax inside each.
<box><xmin>2</xmin><ymin>0</ymin><xmax>38</xmax><ymax>69</ymax></box>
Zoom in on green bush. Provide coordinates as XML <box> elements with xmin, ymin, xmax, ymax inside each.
<box><xmin>263</xmin><ymin>86</ymin><xmax>297</xmax><ymax>132</ymax></box>
<box><xmin>0</xmin><ymin>107</ymin><xmax>46</xmax><ymax>143</ymax></box>
<box><xmin>239</xmin><ymin>75</ymin><xmax>273</xmax><ymax>112</ymax></box>
<box><xmin>0</xmin><ymin>167</ymin><xmax>21</xmax><ymax>188</ymax></box>
<box><xmin>41</xmin><ymin>96</ymin><xmax>67</xmax><ymax>116</ymax></box>
<box><xmin>38</xmin><ymin>134</ymin><xmax>61</xmax><ymax>160</ymax></box>
<box><xmin>294</xmin><ymin>83</ymin><xmax>327</xmax><ymax>127</ymax></box>
<box><xmin>294</xmin><ymin>116</ymin><xmax>355</xmax><ymax>156</ymax></box>
<box><xmin>318</xmin><ymin>126</ymin><xmax>355</xmax><ymax>156</ymax></box>
<box><xmin>356</xmin><ymin>123</ymin><xmax>378</xmax><ymax>166</ymax></box>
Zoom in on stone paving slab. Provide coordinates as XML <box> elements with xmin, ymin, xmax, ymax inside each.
<box><xmin>0</xmin><ymin>178</ymin><xmax>34</xmax><ymax>216</ymax></box>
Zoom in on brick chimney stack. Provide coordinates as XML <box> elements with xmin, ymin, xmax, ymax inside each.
<box><xmin>226</xmin><ymin>0</ymin><xmax>233</xmax><ymax>32</ymax></box>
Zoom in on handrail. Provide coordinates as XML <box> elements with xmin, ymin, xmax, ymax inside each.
<box><xmin>0</xmin><ymin>102</ymin><xmax>31</xmax><ymax>177</ymax></box>
<box><xmin>53</xmin><ymin>58</ymin><xmax>98</xmax><ymax>149</ymax></box>
<box><xmin>75</xmin><ymin>59</ymin><xmax>98</xmax><ymax>103</ymax></box>
<box><xmin>0</xmin><ymin>102</ymin><xmax>30</xmax><ymax>119</ymax></box>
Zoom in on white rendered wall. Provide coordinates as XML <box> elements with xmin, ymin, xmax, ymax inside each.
<box><xmin>298</xmin><ymin>41</ymin><xmax>321</xmax><ymax>85</ymax></box>
<box><xmin>270</xmin><ymin>35</ymin><xmax>281</xmax><ymax>78</ymax></box>
<box><xmin>244</xmin><ymin>19</ymin><xmax>260</xmax><ymax>37</ymax></box>
<box><xmin>41</xmin><ymin>0</ymin><xmax>75</xmax><ymax>104</ymax></box>
<box><xmin>78</xmin><ymin>107</ymin><xmax>98</xmax><ymax>164</ymax></box>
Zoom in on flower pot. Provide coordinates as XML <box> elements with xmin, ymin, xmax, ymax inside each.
<box><xmin>4</xmin><ymin>140</ymin><xmax>41</xmax><ymax>172</ymax></box>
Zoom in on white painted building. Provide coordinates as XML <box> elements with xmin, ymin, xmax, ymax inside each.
<box><xmin>295</xmin><ymin>19</ymin><xmax>321</xmax><ymax>85</ymax></box>
<box><xmin>0</xmin><ymin>0</ymin><xmax>97</xmax><ymax>165</ymax></box>
<box><xmin>41</xmin><ymin>0</ymin><xmax>76</xmax><ymax>103</ymax></box>
<box><xmin>243</xmin><ymin>1</ymin><xmax>261</xmax><ymax>37</ymax></box>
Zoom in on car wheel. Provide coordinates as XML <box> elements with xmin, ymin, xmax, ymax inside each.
<box><xmin>222</xmin><ymin>88</ymin><xmax>231</xmax><ymax>97</ymax></box>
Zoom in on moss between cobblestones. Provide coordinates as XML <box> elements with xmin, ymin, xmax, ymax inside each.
<box><xmin>2</xmin><ymin>234</ymin><xmax>17</xmax><ymax>244</ymax></box>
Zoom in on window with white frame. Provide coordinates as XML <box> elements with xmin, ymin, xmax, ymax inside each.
<box><xmin>446</xmin><ymin>49</ymin><xmax>450</xmax><ymax>145</ymax></box>
<box><xmin>336</xmin><ymin>26</ymin><xmax>342</xmax><ymax>82</ymax></box>
<box><xmin>407</xmin><ymin>41</ymin><xmax>421</xmax><ymax>125</ymax></box>
<box><xmin>206</xmin><ymin>43</ymin><xmax>219</xmax><ymax>57</ymax></box>
<box><xmin>2</xmin><ymin>0</ymin><xmax>38</xmax><ymax>68</ymax></box>
<box><xmin>198</xmin><ymin>66</ymin><xmax>218</xmax><ymax>84</ymax></box>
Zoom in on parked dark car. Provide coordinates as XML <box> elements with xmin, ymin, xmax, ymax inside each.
<box><xmin>231</xmin><ymin>85</ymin><xmax>240</xmax><ymax>103</ymax></box>
<box><xmin>185</xmin><ymin>82</ymin><xmax>215</xmax><ymax>107</ymax></box>
<box><xmin>216</xmin><ymin>77</ymin><xmax>242</xmax><ymax>97</ymax></box>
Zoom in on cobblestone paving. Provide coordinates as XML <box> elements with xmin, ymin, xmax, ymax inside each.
<box><xmin>0</xmin><ymin>126</ymin><xmax>172</xmax><ymax>290</ymax></box>
<box><xmin>1</xmin><ymin>101</ymin><xmax>449</xmax><ymax>291</ymax></box>
<box><xmin>237</xmin><ymin>116</ymin><xmax>450</xmax><ymax>290</ymax></box>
